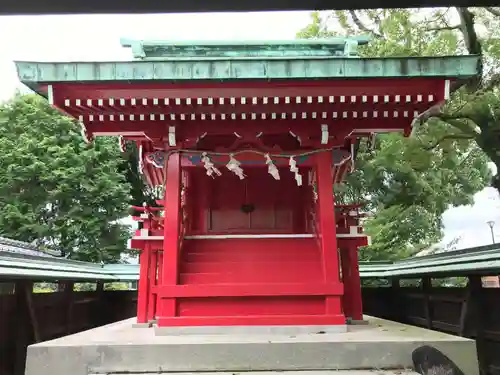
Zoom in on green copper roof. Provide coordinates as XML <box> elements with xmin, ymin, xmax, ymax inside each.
<box><xmin>360</xmin><ymin>243</ymin><xmax>500</xmax><ymax>278</ymax></box>
<box><xmin>15</xmin><ymin>38</ymin><xmax>480</xmax><ymax>85</ymax></box>
<box><xmin>15</xmin><ymin>55</ymin><xmax>480</xmax><ymax>85</ymax></box>
<box><xmin>120</xmin><ymin>37</ymin><xmax>371</xmax><ymax>59</ymax></box>
<box><xmin>0</xmin><ymin>249</ymin><xmax>139</xmax><ymax>281</ymax></box>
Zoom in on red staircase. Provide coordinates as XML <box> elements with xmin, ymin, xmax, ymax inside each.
<box><xmin>172</xmin><ymin>237</ymin><xmax>344</xmax><ymax>324</ymax></box>
<box><xmin>180</xmin><ymin>237</ymin><xmax>323</xmax><ymax>285</ymax></box>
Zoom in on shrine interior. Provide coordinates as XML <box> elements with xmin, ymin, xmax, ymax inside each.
<box><xmin>189</xmin><ymin>167</ymin><xmax>309</xmax><ymax>234</ymax></box>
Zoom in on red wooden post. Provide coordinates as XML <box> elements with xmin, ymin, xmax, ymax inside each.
<box><xmin>136</xmin><ymin>242</ymin><xmax>151</xmax><ymax>324</ymax></box>
<box><xmin>348</xmin><ymin>241</ymin><xmax>363</xmax><ymax>321</ymax></box>
<box><xmin>158</xmin><ymin>152</ymin><xmax>182</xmax><ymax>324</ymax></box>
<box><xmin>147</xmin><ymin>249</ymin><xmax>158</xmax><ymax>322</ymax></box>
<box><xmin>198</xmin><ymin>174</ymin><xmax>208</xmax><ymax>233</ymax></box>
<box><xmin>158</xmin><ymin>251</ymin><xmax>164</xmax><ymax>285</ymax></box>
<box><xmin>315</xmin><ymin>151</ymin><xmax>343</xmax><ymax>317</ymax></box>
<box><xmin>340</xmin><ymin>246</ymin><xmax>353</xmax><ymax>319</ymax></box>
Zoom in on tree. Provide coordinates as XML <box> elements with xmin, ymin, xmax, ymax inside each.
<box><xmin>298</xmin><ymin>9</ymin><xmax>494</xmax><ymax>260</ymax></box>
<box><xmin>0</xmin><ymin>94</ymin><xmax>133</xmax><ymax>262</ymax></box>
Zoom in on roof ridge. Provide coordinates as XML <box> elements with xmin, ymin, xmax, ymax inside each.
<box><xmin>0</xmin><ymin>236</ymin><xmax>61</xmax><ymax>257</ymax></box>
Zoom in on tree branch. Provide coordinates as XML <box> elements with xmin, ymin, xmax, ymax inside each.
<box><xmin>430</xmin><ymin>112</ymin><xmax>480</xmax><ymax>135</ymax></box>
<box><xmin>481</xmin><ymin>72</ymin><xmax>500</xmax><ymax>93</ymax></box>
<box><xmin>413</xmin><ymin>105</ymin><xmax>472</xmax><ymax>129</ymax></box>
<box><xmin>427</xmin><ymin>25</ymin><xmax>461</xmax><ymax>32</ymax></box>
<box><xmin>424</xmin><ymin>134</ymin><xmax>475</xmax><ymax>151</ymax></box>
<box><xmin>485</xmin><ymin>7</ymin><xmax>500</xmax><ymax>17</ymax></box>
<box><xmin>456</xmin><ymin>7</ymin><xmax>482</xmax><ymax>91</ymax></box>
<box><xmin>348</xmin><ymin>10</ymin><xmax>383</xmax><ymax>38</ymax></box>
<box><xmin>457</xmin><ymin>7</ymin><xmax>482</xmax><ymax>55</ymax></box>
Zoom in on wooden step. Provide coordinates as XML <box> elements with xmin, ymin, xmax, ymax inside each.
<box><xmin>180</xmin><ymin>269</ymin><xmax>323</xmax><ymax>284</ymax></box>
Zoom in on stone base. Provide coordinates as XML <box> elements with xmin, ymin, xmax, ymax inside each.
<box><xmin>155</xmin><ymin>324</ymin><xmax>347</xmax><ymax>336</ymax></box>
<box><xmin>90</xmin><ymin>371</ymin><xmax>419</xmax><ymax>375</ymax></box>
<box><xmin>25</xmin><ymin>316</ymin><xmax>479</xmax><ymax>375</ymax></box>
<box><xmin>131</xmin><ymin>321</ymin><xmax>152</xmax><ymax>328</ymax></box>
<box><xmin>348</xmin><ymin>319</ymin><xmax>370</xmax><ymax>325</ymax></box>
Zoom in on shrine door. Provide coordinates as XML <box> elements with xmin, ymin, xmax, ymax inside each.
<box><xmin>207</xmin><ymin>168</ymin><xmax>304</xmax><ymax>234</ymax></box>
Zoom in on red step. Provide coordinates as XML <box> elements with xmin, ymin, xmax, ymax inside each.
<box><xmin>180</xmin><ymin>238</ymin><xmax>323</xmax><ymax>285</ymax></box>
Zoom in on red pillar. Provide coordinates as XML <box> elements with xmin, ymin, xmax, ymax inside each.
<box><xmin>340</xmin><ymin>246</ymin><xmax>352</xmax><ymax>319</ymax></box>
<box><xmin>348</xmin><ymin>240</ymin><xmax>363</xmax><ymax>321</ymax></box>
<box><xmin>157</xmin><ymin>153</ymin><xmax>182</xmax><ymax>325</ymax></box>
<box><xmin>147</xmin><ymin>249</ymin><xmax>158</xmax><ymax>322</ymax></box>
<box><xmin>340</xmin><ymin>241</ymin><xmax>364</xmax><ymax>322</ymax></box>
<box><xmin>158</xmin><ymin>251</ymin><xmax>164</xmax><ymax>284</ymax></box>
<box><xmin>136</xmin><ymin>242</ymin><xmax>151</xmax><ymax>324</ymax></box>
<box><xmin>315</xmin><ymin>152</ymin><xmax>344</xmax><ymax>318</ymax></box>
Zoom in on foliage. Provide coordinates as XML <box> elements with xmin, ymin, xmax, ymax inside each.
<box><xmin>0</xmin><ymin>94</ymin><xmax>133</xmax><ymax>262</ymax></box>
<box><xmin>298</xmin><ymin>9</ymin><xmax>496</xmax><ymax>260</ymax></box>
<box><xmin>33</xmin><ymin>282</ymin><xmax>58</xmax><ymax>293</ymax></box>
<box><xmin>74</xmin><ymin>282</ymin><xmax>98</xmax><ymax>292</ymax></box>
<box><xmin>104</xmin><ymin>282</ymin><xmax>132</xmax><ymax>291</ymax></box>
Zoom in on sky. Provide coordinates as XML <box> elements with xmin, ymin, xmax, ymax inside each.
<box><xmin>1</xmin><ymin>11</ymin><xmax>499</xmax><ymax>251</ymax></box>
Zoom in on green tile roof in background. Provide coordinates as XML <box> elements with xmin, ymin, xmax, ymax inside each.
<box><xmin>1</xmin><ymin>240</ymin><xmax>499</xmax><ymax>281</ymax></box>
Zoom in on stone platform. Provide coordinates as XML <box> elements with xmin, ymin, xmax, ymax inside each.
<box><xmin>25</xmin><ymin>316</ymin><xmax>478</xmax><ymax>375</ymax></box>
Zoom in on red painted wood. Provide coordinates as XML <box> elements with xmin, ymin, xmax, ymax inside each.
<box><xmin>136</xmin><ymin>243</ymin><xmax>150</xmax><ymax>324</ymax></box>
<box><xmin>158</xmin><ymin>153</ymin><xmax>182</xmax><ymax>320</ymax></box>
<box><xmin>157</xmin><ymin>314</ymin><xmax>346</xmax><ymax>327</ymax></box>
<box><xmin>338</xmin><ymin>237</ymin><xmax>368</xmax><ymax>321</ymax></box>
<box><xmin>121</xmin><ymin>86</ymin><xmax>376</xmax><ymax>328</ymax></box>
<box><xmin>179</xmin><ymin>270</ymin><xmax>322</xmax><ymax>284</ymax></box>
<box><xmin>178</xmin><ymin>296</ymin><xmax>325</xmax><ymax>316</ymax></box>
<box><xmin>54</xmin><ymin>77</ymin><xmax>450</xmax><ymax>100</ymax></box>
<box><xmin>147</xmin><ymin>249</ymin><xmax>158</xmax><ymax>322</ymax></box>
<box><xmin>157</xmin><ymin>251</ymin><xmax>164</xmax><ymax>286</ymax></box>
<box><xmin>157</xmin><ymin>283</ymin><xmax>342</xmax><ymax>298</ymax></box>
<box><xmin>315</xmin><ymin>152</ymin><xmax>343</xmax><ymax>318</ymax></box>
<box><xmin>131</xmin><ymin>238</ymin><xmax>163</xmax><ymax>248</ymax></box>
<box><xmin>69</xmin><ymin>101</ymin><xmax>435</xmax><ymax>118</ymax></box>
<box><xmin>347</xmin><ymin>243</ymin><xmax>363</xmax><ymax>321</ymax></box>
<box><xmin>182</xmin><ymin>249</ymin><xmax>319</xmax><ymax>262</ymax></box>
<box><xmin>85</xmin><ymin>118</ymin><xmax>411</xmax><ymax>139</ymax></box>
<box><xmin>59</xmin><ymin>70</ymin><xmax>403</xmax><ymax>328</ymax></box>
<box><xmin>154</xmin><ymin>235</ymin><xmax>344</xmax><ymax>326</ymax></box>
<box><xmin>205</xmin><ymin>169</ymin><xmax>304</xmax><ymax>233</ymax></box>
<box><xmin>340</xmin><ymin>245</ymin><xmax>353</xmax><ymax>320</ymax></box>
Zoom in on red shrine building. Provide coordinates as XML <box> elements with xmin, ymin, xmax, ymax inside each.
<box><xmin>16</xmin><ymin>38</ymin><xmax>478</xmax><ymax>330</ymax></box>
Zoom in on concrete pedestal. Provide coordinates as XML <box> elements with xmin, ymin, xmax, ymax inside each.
<box><xmin>92</xmin><ymin>372</ymin><xmax>419</xmax><ymax>375</ymax></box>
<box><xmin>155</xmin><ymin>324</ymin><xmax>347</xmax><ymax>336</ymax></box>
<box><xmin>25</xmin><ymin>316</ymin><xmax>478</xmax><ymax>375</ymax></box>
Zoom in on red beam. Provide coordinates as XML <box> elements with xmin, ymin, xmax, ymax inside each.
<box><xmin>83</xmin><ymin>118</ymin><xmax>411</xmax><ymax>138</ymax></box>
<box><xmin>52</xmin><ymin>77</ymin><xmax>449</xmax><ymax>100</ymax></box>
<box><xmin>157</xmin><ymin>315</ymin><xmax>346</xmax><ymax>327</ymax></box>
<box><xmin>61</xmin><ymin>101</ymin><xmax>434</xmax><ymax>118</ymax></box>
<box><xmin>156</xmin><ymin>282</ymin><xmax>343</xmax><ymax>298</ymax></box>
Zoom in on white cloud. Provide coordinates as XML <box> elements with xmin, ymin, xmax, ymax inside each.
<box><xmin>0</xmin><ymin>12</ymin><xmax>312</xmax><ymax>101</ymax></box>
<box><xmin>441</xmin><ymin>187</ymin><xmax>500</xmax><ymax>249</ymax></box>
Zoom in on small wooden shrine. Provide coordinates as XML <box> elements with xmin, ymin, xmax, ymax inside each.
<box><xmin>15</xmin><ymin>38</ymin><xmax>478</xmax><ymax>329</ymax></box>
